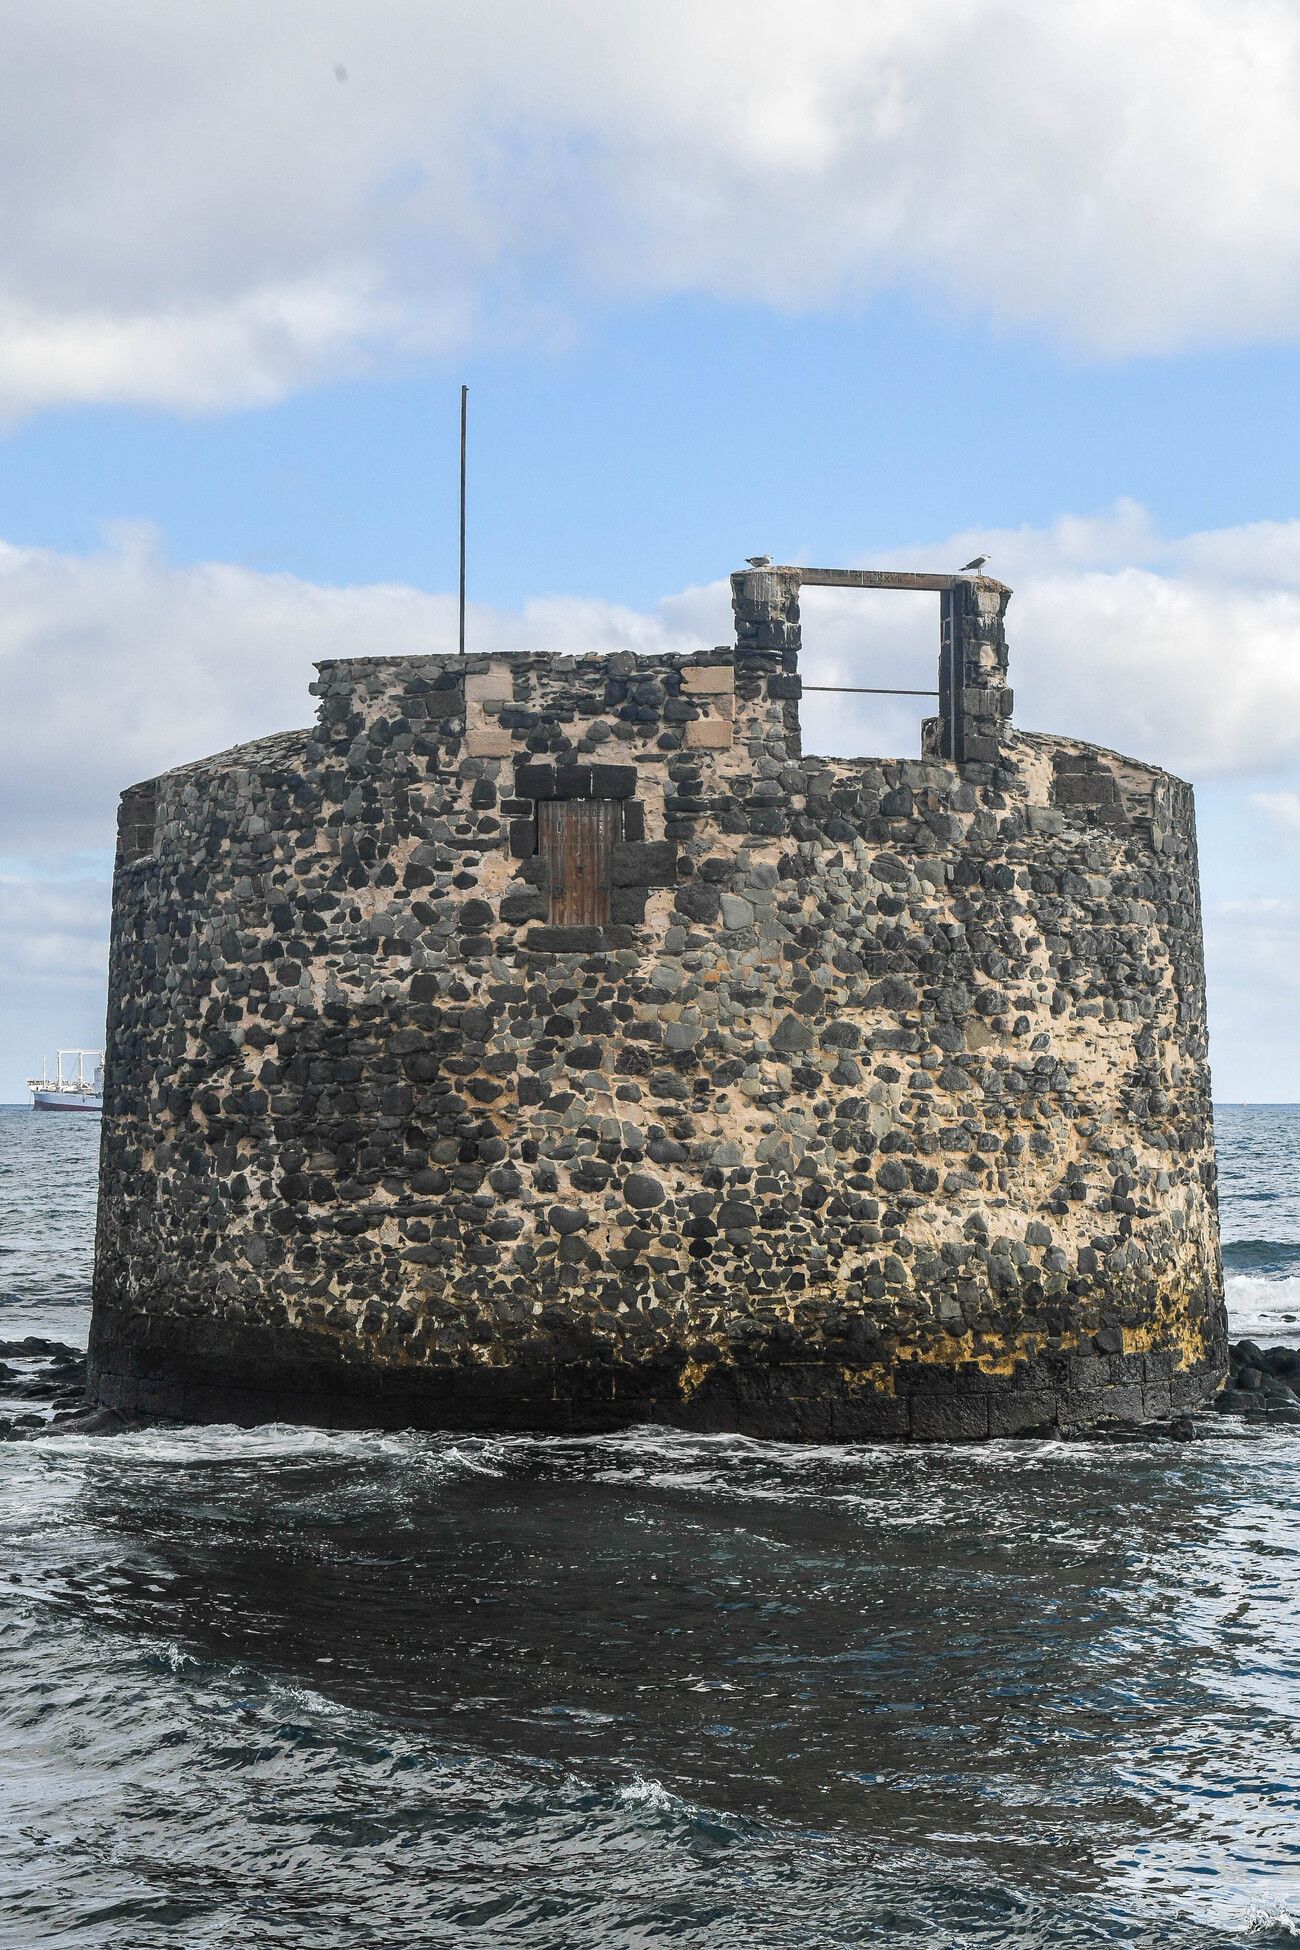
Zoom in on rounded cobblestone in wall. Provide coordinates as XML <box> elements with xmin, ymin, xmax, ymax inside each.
<box><xmin>89</xmin><ymin>575</ymin><xmax>1226</xmax><ymax>1439</ymax></box>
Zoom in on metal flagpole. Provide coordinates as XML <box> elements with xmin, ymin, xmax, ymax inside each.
<box><xmin>458</xmin><ymin>385</ymin><xmax>467</xmax><ymax>657</ymax></box>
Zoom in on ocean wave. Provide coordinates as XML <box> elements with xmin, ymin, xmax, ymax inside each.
<box><xmin>1243</xmin><ymin>1901</ymin><xmax>1300</xmax><ymax>1940</ymax></box>
<box><xmin>618</xmin><ymin>1773</ymin><xmax>680</xmax><ymax>1813</ymax></box>
<box><xmin>1222</xmin><ymin>1238</ymin><xmax>1300</xmax><ymax>1275</ymax></box>
<box><xmin>1225</xmin><ymin>1272</ymin><xmax>1300</xmax><ymax>1345</ymax></box>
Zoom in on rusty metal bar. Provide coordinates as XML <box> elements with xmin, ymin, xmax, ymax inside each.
<box><xmin>458</xmin><ymin>384</ymin><xmax>467</xmax><ymax>657</ymax></box>
<box><xmin>802</xmin><ymin>685</ymin><xmax>939</xmax><ymax>697</ymax></box>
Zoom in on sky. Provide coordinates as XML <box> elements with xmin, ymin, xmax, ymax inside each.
<box><xmin>2</xmin><ymin>0</ymin><xmax>1300</xmax><ymax>1101</ymax></box>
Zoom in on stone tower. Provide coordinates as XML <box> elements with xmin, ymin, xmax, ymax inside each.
<box><xmin>90</xmin><ymin>564</ymin><xmax>1226</xmax><ymax>1437</ymax></box>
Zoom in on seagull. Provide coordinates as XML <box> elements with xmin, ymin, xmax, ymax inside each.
<box><xmin>745</xmin><ymin>555</ymin><xmax>772</xmax><ymax>568</ymax></box>
<box><xmin>960</xmin><ymin>554</ymin><xmax>988</xmax><ymax>572</ymax></box>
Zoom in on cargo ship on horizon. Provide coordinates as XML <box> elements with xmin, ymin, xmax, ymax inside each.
<box><xmin>27</xmin><ymin>1050</ymin><xmax>103</xmax><ymax>1113</ymax></box>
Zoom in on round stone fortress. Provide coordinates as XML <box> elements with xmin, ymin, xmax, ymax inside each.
<box><xmin>89</xmin><ymin>564</ymin><xmax>1227</xmax><ymax>1438</ymax></box>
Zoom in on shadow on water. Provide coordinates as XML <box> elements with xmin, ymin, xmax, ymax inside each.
<box><xmin>4</xmin><ymin>1411</ymin><xmax>1299</xmax><ymax>1947</ymax></box>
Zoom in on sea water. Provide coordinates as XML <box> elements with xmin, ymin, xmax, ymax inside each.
<box><xmin>0</xmin><ymin>1104</ymin><xmax>1296</xmax><ymax>1948</ymax></box>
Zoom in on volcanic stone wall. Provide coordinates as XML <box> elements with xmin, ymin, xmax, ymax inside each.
<box><xmin>90</xmin><ymin>569</ymin><xmax>1226</xmax><ymax>1437</ymax></box>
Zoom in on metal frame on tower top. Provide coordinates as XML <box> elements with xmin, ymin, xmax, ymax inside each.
<box><xmin>769</xmin><ymin>565</ymin><xmax>1001</xmax><ymax>767</ymax></box>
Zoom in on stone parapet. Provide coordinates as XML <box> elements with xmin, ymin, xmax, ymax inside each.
<box><xmin>89</xmin><ymin>569</ymin><xmax>1225</xmax><ymax>1438</ymax></box>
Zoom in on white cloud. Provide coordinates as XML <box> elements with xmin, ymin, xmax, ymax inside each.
<box><xmin>1203</xmin><ymin>889</ymin><xmax>1300</xmax><ymax>1101</ymax></box>
<box><xmin>0</xmin><ymin>875</ymin><xmax>109</xmax><ymax>989</ymax></box>
<box><xmin>853</xmin><ymin>506</ymin><xmax>1300</xmax><ymax>778</ymax></box>
<box><xmin>7</xmin><ymin>0</ymin><xmax>1300</xmax><ymax>413</ymax></box>
<box><xmin>5</xmin><ymin>500</ymin><xmax>1300</xmax><ymax>867</ymax></box>
<box><xmin>0</xmin><ymin>524</ymin><xmax>707</xmax><ymax>855</ymax></box>
<box><xmin>1251</xmin><ymin>792</ymin><xmax>1300</xmax><ymax>844</ymax></box>
<box><xmin>1217</xmin><ymin>897</ymin><xmax>1300</xmax><ymax>919</ymax></box>
<box><xmin>5</xmin><ymin>500</ymin><xmax>1300</xmax><ymax>1096</ymax></box>
<box><xmin>0</xmin><ymin>280</ymin><xmax>406</xmax><ymax>417</ymax></box>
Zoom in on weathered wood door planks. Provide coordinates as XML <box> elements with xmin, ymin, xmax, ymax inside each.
<box><xmin>536</xmin><ymin>798</ymin><xmax>622</xmax><ymax>925</ymax></box>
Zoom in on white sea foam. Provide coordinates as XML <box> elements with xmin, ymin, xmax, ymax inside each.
<box><xmin>273</xmin><ymin>1683</ymin><xmax>348</xmax><ymax>1719</ymax></box>
<box><xmin>1244</xmin><ymin>1901</ymin><xmax>1300</xmax><ymax>1938</ymax></box>
<box><xmin>34</xmin><ymin>1420</ymin><xmax>378</xmax><ymax>1460</ymax></box>
<box><xmin>619</xmin><ymin>1774</ymin><xmax>678</xmax><ymax>1813</ymax></box>
<box><xmin>1225</xmin><ymin>1273</ymin><xmax>1300</xmax><ymax>1346</ymax></box>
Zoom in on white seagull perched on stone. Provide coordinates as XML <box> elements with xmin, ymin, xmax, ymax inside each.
<box><xmin>960</xmin><ymin>554</ymin><xmax>988</xmax><ymax>572</ymax></box>
<box><xmin>745</xmin><ymin>555</ymin><xmax>772</xmax><ymax>568</ymax></box>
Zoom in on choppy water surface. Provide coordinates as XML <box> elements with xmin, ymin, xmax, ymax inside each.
<box><xmin>1217</xmin><ymin>1105</ymin><xmax>1300</xmax><ymax>1348</ymax></box>
<box><xmin>1</xmin><ymin>1106</ymin><xmax>1298</xmax><ymax>1948</ymax></box>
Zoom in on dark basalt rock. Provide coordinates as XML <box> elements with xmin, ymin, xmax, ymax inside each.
<box><xmin>622</xmin><ymin>1173</ymin><xmax>666</xmax><ymax>1210</ymax></box>
<box><xmin>89</xmin><ymin>568</ymin><xmax>1226</xmax><ymax>1441</ymax></box>
<box><xmin>1215</xmin><ymin>1341</ymin><xmax>1300</xmax><ymax>1420</ymax></box>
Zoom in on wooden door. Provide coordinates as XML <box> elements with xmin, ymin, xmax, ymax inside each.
<box><xmin>536</xmin><ymin>798</ymin><xmax>621</xmax><ymax>926</ymax></box>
